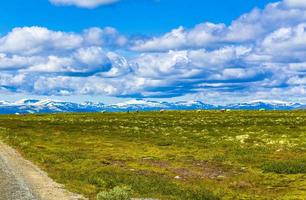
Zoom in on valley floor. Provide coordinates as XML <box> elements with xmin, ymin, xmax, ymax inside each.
<box><xmin>0</xmin><ymin>111</ymin><xmax>305</xmax><ymax>199</ymax></box>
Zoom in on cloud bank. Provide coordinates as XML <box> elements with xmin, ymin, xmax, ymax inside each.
<box><xmin>49</xmin><ymin>0</ymin><xmax>119</xmax><ymax>8</ymax></box>
<box><xmin>1</xmin><ymin>0</ymin><xmax>306</xmax><ymax>102</ymax></box>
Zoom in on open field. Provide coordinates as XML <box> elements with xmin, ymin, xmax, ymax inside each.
<box><xmin>0</xmin><ymin>111</ymin><xmax>305</xmax><ymax>200</ymax></box>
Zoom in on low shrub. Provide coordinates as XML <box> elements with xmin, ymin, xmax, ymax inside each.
<box><xmin>262</xmin><ymin>160</ymin><xmax>306</xmax><ymax>174</ymax></box>
<box><xmin>96</xmin><ymin>186</ymin><xmax>132</xmax><ymax>200</ymax></box>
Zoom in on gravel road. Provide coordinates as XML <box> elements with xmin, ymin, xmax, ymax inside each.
<box><xmin>0</xmin><ymin>155</ymin><xmax>36</xmax><ymax>200</ymax></box>
<box><xmin>0</xmin><ymin>141</ymin><xmax>86</xmax><ymax>200</ymax></box>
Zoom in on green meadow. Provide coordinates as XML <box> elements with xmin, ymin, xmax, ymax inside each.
<box><xmin>0</xmin><ymin>111</ymin><xmax>305</xmax><ymax>200</ymax></box>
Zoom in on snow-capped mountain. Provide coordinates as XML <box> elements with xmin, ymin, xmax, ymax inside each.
<box><xmin>0</xmin><ymin>99</ymin><xmax>104</xmax><ymax>114</ymax></box>
<box><xmin>111</xmin><ymin>99</ymin><xmax>167</xmax><ymax>111</ymax></box>
<box><xmin>226</xmin><ymin>100</ymin><xmax>304</xmax><ymax>110</ymax></box>
<box><xmin>163</xmin><ymin>101</ymin><xmax>217</xmax><ymax>110</ymax></box>
<box><xmin>0</xmin><ymin>99</ymin><xmax>304</xmax><ymax>114</ymax></box>
<box><xmin>110</xmin><ymin>99</ymin><xmax>217</xmax><ymax>111</ymax></box>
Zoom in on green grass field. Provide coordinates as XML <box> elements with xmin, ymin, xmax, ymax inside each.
<box><xmin>0</xmin><ymin>111</ymin><xmax>305</xmax><ymax>200</ymax></box>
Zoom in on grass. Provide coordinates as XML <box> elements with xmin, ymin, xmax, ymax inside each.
<box><xmin>262</xmin><ymin>160</ymin><xmax>306</xmax><ymax>174</ymax></box>
<box><xmin>0</xmin><ymin>111</ymin><xmax>305</xmax><ymax>199</ymax></box>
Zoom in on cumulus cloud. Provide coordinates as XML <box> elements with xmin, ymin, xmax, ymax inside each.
<box><xmin>260</xmin><ymin>23</ymin><xmax>306</xmax><ymax>60</ymax></box>
<box><xmin>0</xmin><ymin>27</ymin><xmax>127</xmax><ymax>56</ymax></box>
<box><xmin>283</xmin><ymin>0</ymin><xmax>306</xmax><ymax>8</ymax></box>
<box><xmin>132</xmin><ymin>23</ymin><xmax>226</xmax><ymax>52</ymax></box>
<box><xmin>49</xmin><ymin>0</ymin><xmax>119</xmax><ymax>8</ymax></box>
<box><xmin>0</xmin><ymin>0</ymin><xmax>306</xmax><ymax>102</ymax></box>
<box><xmin>0</xmin><ymin>54</ymin><xmax>43</xmax><ymax>70</ymax></box>
<box><xmin>83</xmin><ymin>27</ymin><xmax>128</xmax><ymax>47</ymax></box>
<box><xmin>132</xmin><ymin>0</ymin><xmax>306</xmax><ymax>52</ymax></box>
<box><xmin>0</xmin><ymin>27</ymin><xmax>82</xmax><ymax>55</ymax></box>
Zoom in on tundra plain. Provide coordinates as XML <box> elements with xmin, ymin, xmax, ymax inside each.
<box><xmin>0</xmin><ymin>111</ymin><xmax>305</xmax><ymax>200</ymax></box>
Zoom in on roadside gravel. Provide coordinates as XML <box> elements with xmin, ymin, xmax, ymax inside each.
<box><xmin>0</xmin><ymin>141</ymin><xmax>87</xmax><ymax>200</ymax></box>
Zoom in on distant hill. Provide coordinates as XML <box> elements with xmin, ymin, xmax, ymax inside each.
<box><xmin>0</xmin><ymin>99</ymin><xmax>304</xmax><ymax>114</ymax></box>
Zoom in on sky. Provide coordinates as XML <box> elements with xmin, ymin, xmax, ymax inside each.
<box><xmin>0</xmin><ymin>0</ymin><xmax>305</xmax><ymax>104</ymax></box>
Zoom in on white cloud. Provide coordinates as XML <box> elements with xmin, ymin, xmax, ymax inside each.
<box><xmin>132</xmin><ymin>23</ymin><xmax>226</xmax><ymax>52</ymax></box>
<box><xmin>0</xmin><ymin>27</ymin><xmax>83</xmax><ymax>55</ymax></box>
<box><xmin>283</xmin><ymin>0</ymin><xmax>306</xmax><ymax>8</ymax></box>
<box><xmin>49</xmin><ymin>0</ymin><xmax>119</xmax><ymax>8</ymax></box>
<box><xmin>287</xmin><ymin>76</ymin><xmax>306</xmax><ymax>85</ymax></box>
<box><xmin>21</xmin><ymin>50</ymin><xmax>113</xmax><ymax>75</ymax></box>
<box><xmin>74</xmin><ymin>47</ymin><xmax>109</xmax><ymax>66</ymax></box>
<box><xmin>132</xmin><ymin>1</ymin><xmax>306</xmax><ymax>52</ymax></box>
<box><xmin>83</xmin><ymin>27</ymin><xmax>127</xmax><ymax>47</ymax></box>
<box><xmin>0</xmin><ymin>26</ymin><xmax>126</xmax><ymax>56</ymax></box>
<box><xmin>131</xmin><ymin>51</ymin><xmax>191</xmax><ymax>78</ymax></box>
<box><xmin>0</xmin><ymin>54</ymin><xmax>43</xmax><ymax>70</ymax></box>
<box><xmin>25</xmin><ymin>56</ymin><xmax>75</xmax><ymax>73</ymax></box>
<box><xmin>261</xmin><ymin>23</ymin><xmax>306</xmax><ymax>55</ymax></box>
<box><xmin>0</xmin><ymin>0</ymin><xmax>306</xmax><ymax>102</ymax></box>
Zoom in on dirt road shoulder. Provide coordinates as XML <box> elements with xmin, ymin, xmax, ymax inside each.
<box><xmin>0</xmin><ymin>141</ymin><xmax>87</xmax><ymax>200</ymax></box>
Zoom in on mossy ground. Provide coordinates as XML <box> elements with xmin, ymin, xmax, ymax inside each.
<box><xmin>0</xmin><ymin>111</ymin><xmax>305</xmax><ymax>199</ymax></box>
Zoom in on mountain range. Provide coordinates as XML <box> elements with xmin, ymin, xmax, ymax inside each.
<box><xmin>0</xmin><ymin>99</ymin><xmax>305</xmax><ymax>114</ymax></box>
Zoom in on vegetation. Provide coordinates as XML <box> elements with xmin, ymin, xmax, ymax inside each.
<box><xmin>0</xmin><ymin>111</ymin><xmax>305</xmax><ymax>199</ymax></box>
<box><xmin>96</xmin><ymin>186</ymin><xmax>132</xmax><ymax>200</ymax></box>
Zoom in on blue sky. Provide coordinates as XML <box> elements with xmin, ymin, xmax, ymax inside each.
<box><xmin>0</xmin><ymin>0</ymin><xmax>305</xmax><ymax>104</ymax></box>
<box><xmin>0</xmin><ymin>0</ymin><xmax>275</xmax><ymax>34</ymax></box>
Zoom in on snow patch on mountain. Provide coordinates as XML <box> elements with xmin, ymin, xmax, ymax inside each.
<box><xmin>0</xmin><ymin>99</ymin><xmax>304</xmax><ymax>114</ymax></box>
